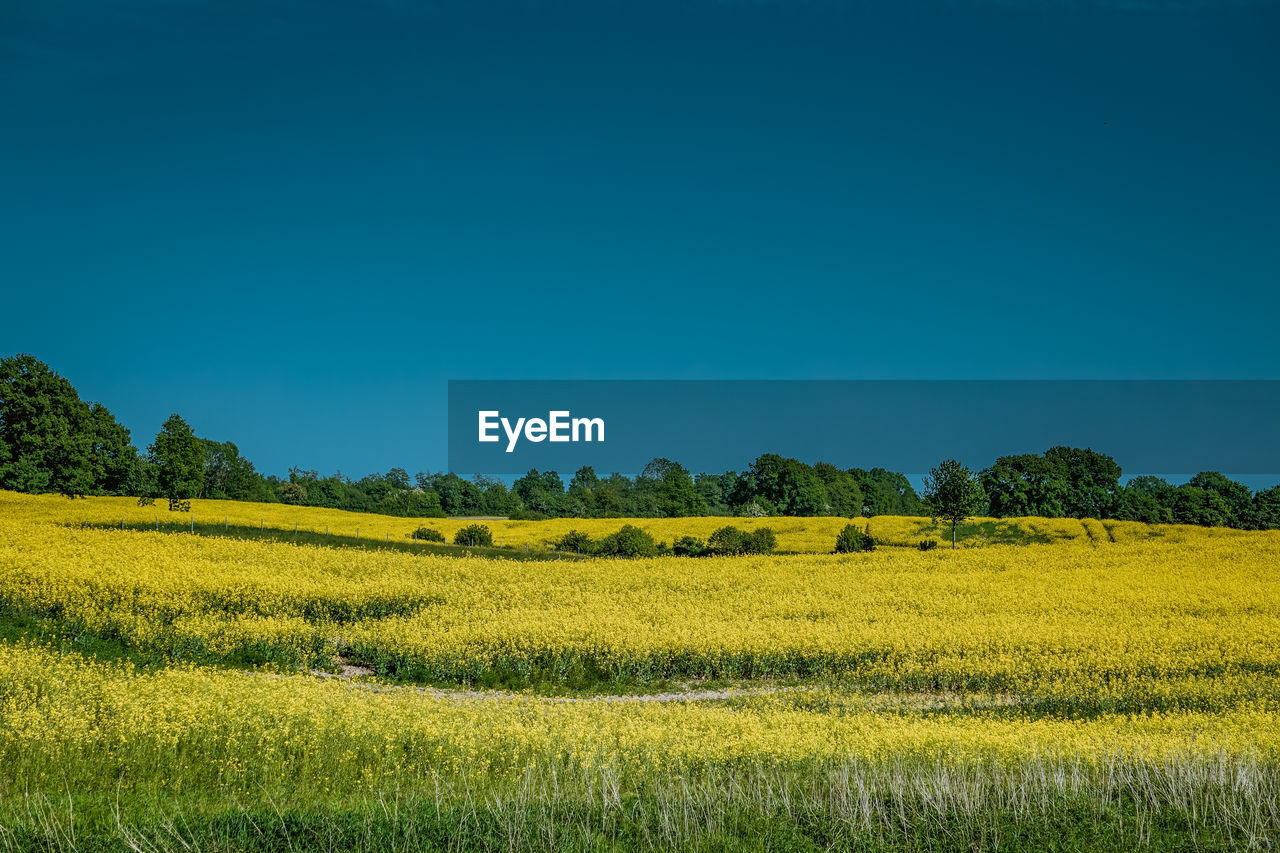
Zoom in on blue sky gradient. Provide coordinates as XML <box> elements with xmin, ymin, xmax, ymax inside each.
<box><xmin>2</xmin><ymin>1</ymin><xmax>1277</xmax><ymax>478</ymax></box>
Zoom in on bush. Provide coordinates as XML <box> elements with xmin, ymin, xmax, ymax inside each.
<box><xmin>555</xmin><ymin>530</ymin><xmax>595</xmax><ymax>554</ymax></box>
<box><xmin>707</xmin><ymin>525</ymin><xmax>778</xmax><ymax>556</ymax></box>
<box><xmin>745</xmin><ymin>527</ymin><xmax>777</xmax><ymax>555</ymax></box>
<box><xmin>409</xmin><ymin>526</ymin><xmax>445</xmax><ymax>543</ymax></box>
<box><xmin>672</xmin><ymin>535</ymin><xmax>707</xmax><ymax>557</ymax></box>
<box><xmin>593</xmin><ymin>525</ymin><xmax>658</xmax><ymax>558</ymax></box>
<box><xmin>835</xmin><ymin>523</ymin><xmax>876</xmax><ymax>553</ymax></box>
<box><xmin>454</xmin><ymin>524</ymin><xmax>493</xmax><ymax>547</ymax></box>
<box><xmin>917</xmin><ymin>539</ymin><xmax>939</xmax><ymax>551</ymax></box>
<box><xmin>508</xmin><ymin>509</ymin><xmax>549</xmax><ymax>521</ymax></box>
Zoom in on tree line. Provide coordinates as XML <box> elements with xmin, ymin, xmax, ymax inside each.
<box><xmin>2</xmin><ymin>354</ymin><xmax>1278</xmax><ymax>530</ymax></box>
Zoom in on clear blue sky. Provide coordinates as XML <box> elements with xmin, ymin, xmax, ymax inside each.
<box><xmin>2</xmin><ymin>1</ymin><xmax>1277</xmax><ymax>479</ymax></box>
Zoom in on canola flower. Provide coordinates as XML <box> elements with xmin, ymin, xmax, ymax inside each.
<box><xmin>1</xmin><ymin>493</ymin><xmax>1279</xmax><ymax>710</ymax></box>
<box><xmin>3</xmin><ymin>641</ymin><xmax>1278</xmax><ymax>799</ymax></box>
<box><xmin>3</xmin><ymin>491</ymin><xmax>1280</xmax><ymax>846</ymax></box>
<box><xmin>0</xmin><ymin>490</ymin><xmax>1231</xmax><ymax>552</ymax></box>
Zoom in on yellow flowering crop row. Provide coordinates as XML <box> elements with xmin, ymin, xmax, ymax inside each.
<box><xmin>3</xmin><ymin>641</ymin><xmax>1277</xmax><ymax>802</ymax></box>
<box><xmin>1</xmin><ymin>490</ymin><xmax>1239</xmax><ymax>552</ymax></box>
<box><xmin>3</xmin><ymin>495</ymin><xmax>1279</xmax><ymax>710</ymax></box>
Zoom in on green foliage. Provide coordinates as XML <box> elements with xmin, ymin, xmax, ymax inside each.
<box><xmin>592</xmin><ymin>525</ymin><xmax>658</xmax><ymax>558</ymax></box>
<box><xmin>705</xmin><ymin>525</ymin><xmax>776</xmax><ymax>556</ymax></box>
<box><xmin>409</xmin><ymin>526</ymin><xmax>445</xmax><ymax>543</ymax></box>
<box><xmin>745</xmin><ymin>527</ymin><xmax>777</xmax><ymax>554</ymax></box>
<box><xmin>671</xmin><ymin>535</ymin><xmax>707</xmax><ymax>556</ymax></box>
<box><xmin>1187</xmin><ymin>471</ymin><xmax>1253</xmax><ymax>528</ymax></box>
<box><xmin>707</xmin><ymin>525</ymin><xmax>749</xmax><ymax>555</ymax></box>
<box><xmin>834</xmin><ymin>523</ymin><xmax>876</xmax><ymax>553</ymax></box>
<box><xmin>732</xmin><ymin>454</ymin><xmax>830</xmax><ymax>516</ymax></box>
<box><xmin>637</xmin><ymin>458</ymin><xmax>708</xmax><ymax>517</ymax></box>
<box><xmin>1169</xmin><ymin>485</ymin><xmax>1232</xmax><ymax>527</ymax></box>
<box><xmin>453</xmin><ymin>524</ymin><xmax>493</xmax><ymax>547</ymax></box>
<box><xmin>736</xmin><ymin>497</ymin><xmax>776</xmax><ymax>517</ymax></box>
<box><xmin>1115</xmin><ymin>480</ymin><xmax>1173</xmax><ymax>524</ymax></box>
<box><xmin>554</xmin><ymin>530</ymin><xmax>595</xmax><ymax>554</ymax></box>
<box><xmin>918</xmin><ymin>538</ymin><xmax>939</xmax><ymax>551</ymax></box>
<box><xmin>0</xmin><ymin>354</ymin><xmax>140</xmax><ymax>498</ymax></box>
<box><xmin>981</xmin><ymin>447</ymin><xmax>1121</xmax><ymax>519</ymax></box>
<box><xmin>849</xmin><ymin>467</ymin><xmax>925</xmax><ymax>516</ymax></box>
<box><xmin>149</xmin><ymin>414</ymin><xmax>205</xmax><ymax>511</ymax></box>
<box><xmin>1250</xmin><ymin>485</ymin><xmax>1280</xmax><ymax>531</ymax></box>
<box><xmin>923</xmin><ymin>459</ymin><xmax>988</xmax><ymax>549</ymax></box>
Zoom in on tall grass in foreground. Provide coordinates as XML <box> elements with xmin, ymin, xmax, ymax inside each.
<box><xmin>4</xmin><ymin>756</ymin><xmax>1277</xmax><ymax>851</ymax></box>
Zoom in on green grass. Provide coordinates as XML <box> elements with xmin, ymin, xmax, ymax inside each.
<box><xmin>4</xmin><ymin>793</ymin><xmax>1265</xmax><ymax>852</ymax></box>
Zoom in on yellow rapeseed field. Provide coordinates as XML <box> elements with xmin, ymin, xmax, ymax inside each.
<box><xmin>3</xmin><ymin>490</ymin><xmax>1280</xmax><ymax>845</ymax></box>
<box><xmin>2</xmin><ymin>490</ymin><xmax>1278</xmax><ymax>711</ymax></box>
<box><xmin>1</xmin><ymin>489</ymin><xmax>1233</xmax><ymax>551</ymax></box>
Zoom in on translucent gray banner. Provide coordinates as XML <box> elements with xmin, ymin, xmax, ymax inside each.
<box><xmin>447</xmin><ymin>381</ymin><xmax>1280</xmax><ymax>476</ymax></box>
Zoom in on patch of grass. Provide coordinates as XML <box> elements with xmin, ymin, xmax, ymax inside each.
<box><xmin>6</xmin><ymin>796</ymin><xmax>1256</xmax><ymax>852</ymax></box>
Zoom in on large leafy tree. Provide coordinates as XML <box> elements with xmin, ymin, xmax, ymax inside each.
<box><xmin>1250</xmin><ymin>486</ymin><xmax>1280</xmax><ymax>530</ymax></box>
<box><xmin>638</xmin><ymin>457</ymin><xmax>707</xmax><ymax>517</ymax></box>
<box><xmin>849</xmin><ymin>467</ymin><xmax>924</xmax><ymax>516</ymax></box>
<box><xmin>88</xmin><ymin>403</ymin><xmax>139</xmax><ymax>495</ymax></box>
<box><xmin>0</xmin><ymin>354</ymin><xmax>101</xmax><ymax>497</ymax></box>
<box><xmin>733</xmin><ymin>454</ymin><xmax>830</xmax><ymax>517</ymax></box>
<box><xmin>812</xmin><ymin>463</ymin><xmax>863</xmax><ymax>517</ymax></box>
<box><xmin>149</xmin><ymin>414</ymin><xmax>206</xmax><ymax>510</ymax></box>
<box><xmin>1186</xmin><ymin>471</ymin><xmax>1253</xmax><ymax>528</ymax></box>
<box><xmin>923</xmin><ymin>459</ymin><xmax>988</xmax><ymax>549</ymax></box>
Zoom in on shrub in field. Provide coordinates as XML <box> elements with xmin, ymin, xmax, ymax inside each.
<box><xmin>409</xmin><ymin>526</ymin><xmax>445</xmax><ymax>543</ymax></box>
<box><xmin>555</xmin><ymin>530</ymin><xmax>595</xmax><ymax>554</ymax></box>
<box><xmin>835</xmin><ymin>524</ymin><xmax>876</xmax><ymax>553</ymax></box>
<box><xmin>707</xmin><ymin>525</ymin><xmax>777</xmax><ymax>556</ymax></box>
<box><xmin>707</xmin><ymin>525</ymin><xmax>749</xmax><ymax>555</ymax></box>
<box><xmin>746</xmin><ymin>527</ymin><xmax>777</xmax><ymax>554</ymax></box>
<box><xmin>672</xmin><ymin>535</ymin><xmax>707</xmax><ymax>556</ymax></box>
<box><xmin>454</xmin><ymin>524</ymin><xmax>493</xmax><ymax>547</ymax></box>
<box><xmin>918</xmin><ymin>539</ymin><xmax>939</xmax><ymax>551</ymax></box>
<box><xmin>593</xmin><ymin>525</ymin><xmax>658</xmax><ymax>558</ymax></box>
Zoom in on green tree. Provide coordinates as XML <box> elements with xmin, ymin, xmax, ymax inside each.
<box><xmin>1169</xmin><ymin>485</ymin><xmax>1232</xmax><ymax>527</ymax></box>
<box><xmin>1249</xmin><ymin>486</ymin><xmax>1280</xmax><ymax>530</ymax></box>
<box><xmin>0</xmin><ymin>354</ymin><xmax>96</xmax><ymax>497</ymax></box>
<box><xmin>1187</xmin><ymin>472</ymin><xmax>1253</xmax><ymax>528</ymax></box>
<box><xmin>923</xmin><ymin>459</ymin><xmax>987</xmax><ymax>549</ymax></box>
<box><xmin>638</xmin><ymin>458</ymin><xmax>707</xmax><ymax>517</ymax></box>
<box><xmin>88</xmin><ymin>402</ymin><xmax>140</xmax><ymax>495</ymax></box>
<box><xmin>149</xmin><ymin>414</ymin><xmax>206</xmax><ymax>511</ymax></box>
<box><xmin>813</xmin><ymin>463</ymin><xmax>863</xmax><ymax>517</ymax></box>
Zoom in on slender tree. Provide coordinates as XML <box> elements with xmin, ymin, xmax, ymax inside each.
<box><xmin>149</xmin><ymin>414</ymin><xmax>205</xmax><ymax>511</ymax></box>
<box><xmin>923</xmin><ymin>459</ymin><xmax>987</xmax><ymax>549</ymax></box>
